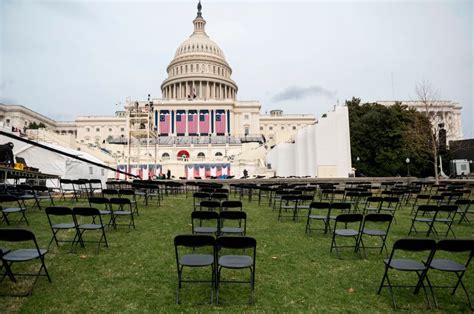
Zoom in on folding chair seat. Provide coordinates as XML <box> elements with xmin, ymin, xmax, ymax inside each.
<box><xmin>432</xmin><ymin>205</ymin><xmax>457</xmax><ymax>238</ymax></box>
<box><xmin>378</xmin><ymin>238</ymin><xmax>436</xmax><ymax>310</ymax></box>
<box><xmin>32</xmin><ymin>185</ymin><xmax>55</xmax><ymax>210</ymax></box>
<box><xmin>0</xmin><ymin>228</ymin><xmax>51</xmax><ymax>296</ymax></box>
<box><xmin>45</xmin><ymin>206</ymin><xmax>78</xmax><ymax>249</ymax></box>
<box><xmin>193</xmin><ymin>192</ymin><xmax>210</xmax><ymax>210</ymax></box>
<box><xmin>409</xmin><ymin>205</ymin><xmax>438</xmax><ymax>237</ymax></box>
<box><xmin>219</xmin><ymin>211</ymin><xmax>246</xmax><ymax>236</ymax></box>
<box><xmin>456</xmin><ymin>199</ymin><xmax>472</xmax><ymax>224</ymax></box>
<box><xmin>422</xmin><ymin>239</ymin><xmax>474</xmax><ymax>310</ymax></box>
<box><xmin>174</xmin><ymin>234</ymin><xmax>216</xmax><ymax>304</ymax></box>
<box><xmin>1</xmin><ymin>194</ymin><xmax>29</xmax><ymax>226</ymax></box>
<box><xmin>216</xmin><ymin>236</ymin><xmax>257</xmax><ymax>304</ymax></box>
<box><xmin>221</xmin><ymin>200</ymin><xmax>243</xmax><ymax>211</ymax></box>
<box><xmin>192</xmin><ymin>211</ymin><xmax>219</xmax><ymax>235</ymax></box>
<box><xmin>357</xmin><ymin>213</ymin><xmax>393</xmax><ymax>257</ymax></box>
<box><xmin>278</xmin><ymin>194</ymin><xmax>299</xmax><ymax>221</ymax></box>
<box><xmin>330</xmin><ymin>213</ymin><xmax>363</xmax><ymax>258</ymax></box>
<box><xmin>72</xmin><ymin>207</ymin><xmax>108</xmax><ymax>252</ymax></box>
<box><xmin>109</xmin><ymin>198</ymin><xmax>136</xmax><ymax>229</ymax></box>
<box><xmin>119</xmin><ymin>189</ymin><xmax>139</xmax><ymax>216</ymax></box>
<box><xmin>305</xmin><ymin>202</ymin><xmax>331</xmax><ymax>234</ymax></box>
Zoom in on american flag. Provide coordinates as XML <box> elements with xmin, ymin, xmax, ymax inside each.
<box><xmin>176</xmin><ymin>111</ymin><xmax>186</xmax><ymax>135</ymax></box>
<box><xmin>188</xmin><ymin>111</ymin><xmax>198</xmax><ymax>134</ymax></box>
<box><xmin>199</xmin><ymin>111</ymin><xmax>209</xmax><ymax>134</ymax></box>
<box><xmin>159</xmin><ymin>111</ymin><xmax>170</xmax><ymax>135</ymax></box>
<box><xmin>216</xmin><ymin>111</ymin><xmax>226</xmax><ymax>134</ymax></box>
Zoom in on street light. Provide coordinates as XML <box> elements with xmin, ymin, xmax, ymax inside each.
<box><xmin>406</xmin><ymin>157</ymin><xmax>411</xmax><ymax>177</ymax></box>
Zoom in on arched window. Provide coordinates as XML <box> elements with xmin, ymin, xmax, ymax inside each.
<box><xmin>215</xmin><ymin>152</ymin><xmax>223</xmax><ymax>157</ymax></box>
<box><xmin>197</xmin><ymin>152</ymin><xmax>205</xmax><ymax>160</ymax></box>
<box><xmin>162</xmin><ymin>152</ymin><xmax>170</xmax><ymax>160</ymax></box>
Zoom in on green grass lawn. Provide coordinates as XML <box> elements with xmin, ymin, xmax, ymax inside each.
<box><xmin>1</xmin><ymin>191</ymin><xmax>473</xmax><ymax>313</ymax></box>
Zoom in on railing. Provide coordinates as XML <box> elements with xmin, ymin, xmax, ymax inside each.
<box><xmin>108</xmin><ymin>134</ymin><xmax>265</xmax><ymax>145</ymax></box>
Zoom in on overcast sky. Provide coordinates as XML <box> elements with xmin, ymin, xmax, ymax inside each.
<box><xmin>1</xmin><ymin>0</ymin><xmax>473</xmax><ymax>137</ymax></box>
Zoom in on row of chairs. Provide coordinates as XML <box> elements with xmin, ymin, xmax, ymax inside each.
<box><xmin>379</xmin><ymin>238</ymin><xmax>474</xmax><ymax>310</ymax></box>
<box><xmin>195</xmin><ymin>200</ymin><xmax>243</xmax><ymax>212</ymax></box>
<box><xmin>174</xmin><ymin>235</ymin><xmax>256</xmax><ymax>304</ymax></box>
<box><xmin>45</xmin><ymin>207</ymin><xmax>109</xmax><ymax>252</ymax></box>
<box><xmin>192</xmin><ymin>211</ymin><xmax>247</xmax><ymax>236</ymax></box>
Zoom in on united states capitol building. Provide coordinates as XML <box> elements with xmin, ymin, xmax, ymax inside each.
<box><xmin>0</xmin><ymin>2</ymin><xmax>464</xmax><ymax>179</ymax></box>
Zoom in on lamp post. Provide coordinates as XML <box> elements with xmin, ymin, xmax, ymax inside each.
<box><xmin>356</xmin><ymin>156</ymin><xmax>360</xmax><ymax>177</ymax></box>
<box><xmin>406</xmin><ymin>157</ymin><xmax>411</xmax><ymax>177</ymax></box>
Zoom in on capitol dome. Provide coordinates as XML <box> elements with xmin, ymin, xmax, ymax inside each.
<box><xmin>161</xmin><ymin>1</ymin><xmax>238</xmax><ymax>101</ymax></box>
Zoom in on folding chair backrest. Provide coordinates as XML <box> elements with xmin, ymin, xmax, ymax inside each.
<box><xmin>199</xmin><ymin>200</ymin><xmax>220</xmax><ymax>210</ymax></box>
<box><xmin>192</xmin><ymin>211</ymin><xmax>219</xmax><ymax>220</ymax></box>
<box><xmin>416</xmin><ymin>204</ymin><xmax>439</xmax><ymax>213</ymax></box>
<box><xmin>364</xmin><ymin>213</ymin><xmax>393</xmax><ymax>223</ymax></box>
<box><xmin>89</xmin><ymin>197</ymin><xmax>110</xmax><ymax>205</ymax></box>
<box><xmin>335</xmin><ymin>213</ymin><xmax>363</xmax><ymax>223</ymax></box>
<box><xmin>217</xmin><ymin>236</ymin><xmax>256</xmax><ymax>250</ymax></box>
<box><xmin>221</xmin><ymin>200</ymin><xmax>243</xmax><ymax>210</ymax></box>
<box><xmin>437</xmin><ymin>204</ymin><xmax>458</xmax><ymax>213</ymax></box>
<box><xmin>298</xmin><ymin>195</ymin><xmax>314</xmax><ymax>202</ymax></box>
<box><xmin>174</xmin><ymin>234</ymin><xmax>215</xmax><ymax>248</ymax></box>
<box><xmin>102</xmin><ymin>189</ymin><xmax>119</xmax><ymax>196</ymax></box>
<box><xmin>109</xmin><ymin>198</ymin><xmax>131</xmax><ymax>205</ymax></box>
<box><xmin>310</xmin><ymin>202</ymin><xmax>331</xmax><ymax>209</ymax></box>
<box><xmin>0</xmin><ymin>228</ymin><xmax>35</xmax><ymax>242</ymax></box>
<box><xmin>45</xmin><ymin>206</ymin><xmax>72</xmax><ymax>216</ymax></box>
<box><xmin>194</xmin><ymin>192</ymin><xmax>210</xmax><ymax>199</ymax></box>
<box><xmin>73</xmin><ymin>207</ymin><xmax>100</xmax><ymax>216</ymax></box>
<box><xmin>436</xmin><ymin>239</ymin><xmax>474</xmax><ymax>253</ymax></box>
<box><xmin>393</xmin><ymin>238</ymin><xmax>436</xmax><ymax>252</ymax></box>
<box><xmin>331</xmin><ymin>202</ymin><xmax>351</xmax><ymax>212</ymax></box>
<box><xmin>119</xmin><ymin>189</ymin><xmax>135</xmax><ymax>196</ymax></box>
<box><xmin>0</xmin><ymin>194</ymin><xmax>19</xmax><ymax>203</ymax></box>
<box><xmin>220</xmin><ymin>210</ymin><xmax>246</xmax><ymax>221</ymax></box>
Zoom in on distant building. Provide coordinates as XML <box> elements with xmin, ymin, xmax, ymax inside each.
<box><xmin>377</xmin><ymin>100</ymin><xmax>463</xmax><ymax>143</ymax></box>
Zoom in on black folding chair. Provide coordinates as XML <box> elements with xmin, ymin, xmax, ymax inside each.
<box><xmin>411</xmin><ymin>194</ymin><xmax>431</xmax><ymax>215</ymax></box>
<box><xmin>109</xmin><ymin>198</ymin><xmax>136</xmax><ymax>229</ymax></box>
<box><xmin>363</xmin><ymin>196</ymin><xmax>383</xmax><ymax>215</ymax></box>
<box><xmin>305</xmin><ymin>202</ymin><xmax>331</xmax><ymax>234</ymax></box>
<box><xmin>193</xmin><ymin>192</ymin><xmax>210</xmax><ymax>211</ymax></box>
<box><xmin>45</xmin><ymin>206</ymin><xmax>79</xmax><ymax>250</ymax></box>
<box><xmin>191</xmin><ymin>211</ymin><xmax>219</xmax><ymax>236</ymax></box>
<box><xmin>0</xmin><ymin>194</ymin><xmax>28</xmax><ymax>226</ymax></box>
<box><xmin>219</xmin><ymin>211</ymin><xmax>246</xmax><ymax>236</ymax></box>
<box><xmin>199</xmin><ymin>200</ymin><xmax>221</xmax><ymax>212</ymax></box>
<box><xmin>119</xmin><ymin>189</ymin><xmax>139</xmax><ymax>216</ymax></box>
<box><xmin>72</xmin><ymin>207</ymin><xmax>109</xmax><ymax>253</ymax></box>
<box><xmin>378</xmin><ymin>238</ymin><xmax>436</xmax><ymax>310</ymax></box>
<box><xmin>174</xmin><ymin>234</ymin><xmax>216</xmax><ymax>304</ymax></box>
<box><xmin>330</xmin><ymin>213</ymin><xmax>363</xmax><ymax>258</ymax></box>
<box><xmin>409</xmin><ymin>205</ymin><xmax>438</xmax><ymax>237</ymax></box>
<box><xmin>32</xmin><ymin>185</ymin><xmax>55</xmax><ymax>210</ymax></box>
<box><xmin>88</xmin><ymin>197</ymin><xmax>113</xmax><ymax>227</ymax></box>
<box><xmin>59</xmin><ymin>178</ymin><xmax>75</xmax><ymax>200</ymax></box>
<box><xmin>357</xmin><ymin>213</ymin><xmax>393</xmax><ymax>257</ymax></box>
<box><xmin>278</xmin><ymin>195</ymin><xmax>299</xmax><ymax>221</ymax></box>
<box><xmin>0</xmin><ymin>228</ymin><xmax>52</xmax><ymax>296</ymax></box>
<box><xmin>432</xmin><ymin>205</ymin><xmax>457</xmax><ymax>238</ymax></box>
<box><xmin>456</xmin><ymin>199</ymin><xmax>472</xmax><ymax>224</ymax></box>
<box><xmin>421</xmin><ymin>239</ymin><xmax>474</xmax><ymax>310</ymax></box>
<box><xmin>216</xmin><ymin>236</ymin><xmax>257</xmax><ymax>304</ymax></box>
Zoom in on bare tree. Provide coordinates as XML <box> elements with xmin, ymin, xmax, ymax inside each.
<box><xmin>414</xmin><ymin>80</ymin><xmax>442</xmax><ymax>183</ymax></box>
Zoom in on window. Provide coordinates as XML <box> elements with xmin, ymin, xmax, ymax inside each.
<box><xmin>162</xmin><ymin>153</ymin><xmax>170</xmax><ymax>160</ymax></box>
<box><xmin>86</xmin><ymin>128</ymin><xmax>90</xmax><ymax>132</ymax></box>
<box><xmin>260</xmin><ymin>126</ymin><xmax>263</xmax><ymax>131</ymax></box>
<box><xmin>292</xmin><ymin>126</ymin><xmax>297</xmax><ymax>130</ymax></box>
<box><xmin>96</xmin><ymin>128</ymin><xmax>100</xmax><ymax>132</ymax></box>
<box><xmin>215</xmin><ymin>152</ymin><xmax>223</xmax><ymax>157</ymax></box>
<box><xmin>244</xmin><ymin>127</ymin><xmax>249</xmax><ymax>136</ymax></box>
<box><xmin>244</xmin><ymin>114</ymin><xmax>249</xmax><ymax>120</ymax></box>
<box><xmin>120</xmin><ymin>128</ymin><xmax>125</xmax><ymax>132</ymax></box>
<box><xmin>197</xmin><ymin>152</ymin><xmax>205</xmax><ymax>160</ymax></box>
<box><xmin>108</xmin><ymin>128</ymin><xmax>112</xmax><ymax>132</ymax></box>
<box><xmin>281</xmin><ymin>126</ymin><xmax>285</xmax><ymax>130</ymax></box>
<box><xmin>269</xmin><ymin>126</ymin><xmax>273</xmax><ymax>131</ymax></box>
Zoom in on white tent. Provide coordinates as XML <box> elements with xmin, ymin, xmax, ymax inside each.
<box><xmin>0</xmin><ymin>133</ymin><xmax>109</xmax><ymax>187</ymax></box>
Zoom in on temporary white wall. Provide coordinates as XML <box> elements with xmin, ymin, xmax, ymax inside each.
<box><xmin>0</xmin><ymin>134</ymin><xmax>109</xmax><ymax>187</ymax></box>
<box><xmin>266</xmin><ymin>105</ymin><xmax>352</xmax><ymax>178</ymax></box>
